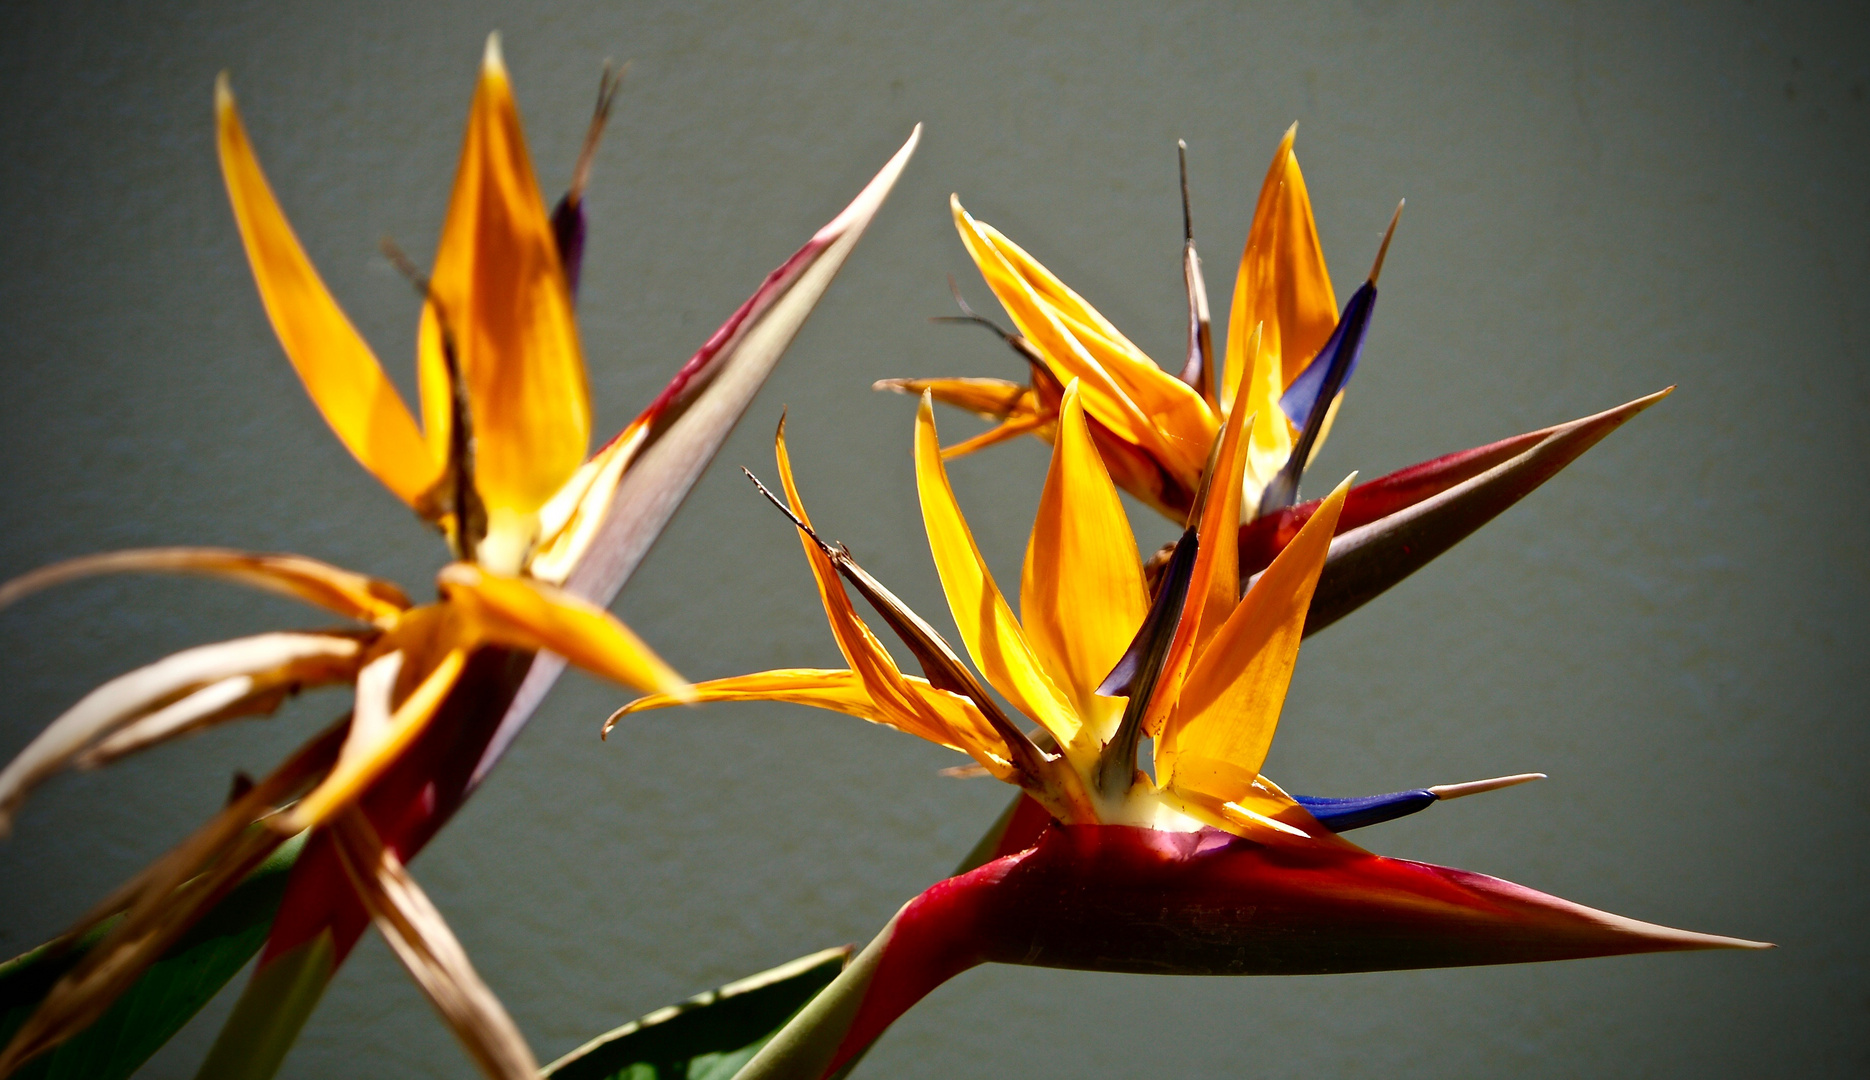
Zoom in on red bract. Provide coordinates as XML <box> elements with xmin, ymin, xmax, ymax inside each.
<box><xmin>787</xmin><ymin>824</ymin><xmax>1767</xmax><ymax>1080</ymax></box>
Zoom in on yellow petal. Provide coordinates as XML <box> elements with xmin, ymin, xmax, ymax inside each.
<box><xmin>286</xmin><ymin>646</ymin><xmax>467</xmax><ymax>831</ymax></box>
<box><xmin>1047</xmin><ymin>304</ymin><xmax>1217</xmax><ymax>477</ymax></box>
<box><xmin>0</xmin><ymin>546</ymin><xmax>410</xmax><ymax>627</ymax></box>
<box><xmin>1165</xmin><ymin>754</ymin><xmax>1343</xmax><ymax>846</ymax></box>
<box><xmin>1021</xmin><ymin>381</ymin><xmax>1146</xmax><ymax>739</ymax></box>
<box><xmin>940</xmin><ymin>414</ymin><xmax>1051</xmax><ymax>460</ymax></box>
<box><xmin>874</xmin><ymin>377</ymin><xmax>1034</xmax><ymax>420</ymax></box>
<box><xmin>914</xmin><ymin>394</ymin><xmax>1079</xmax><ymax>744</ymax></box>
<box><xmin>1158</xmin><ymin>474</ymin><xmax>1351</xmax><ymax>786</ymax></box>
<box><xmin>772</xmin><ymin>419</ymin><xmax>967</xmax><ymax>741</ymax></box>
<box><xmin>420</xmin><ymin>35</ymin><xmax>591</xmax><ymax>569</ymax></box>
<box><xmin>951</xmin><ymin>203</ymin><xmax>1217</xmax><ymax>482</ymax></box>
<box><xmin>436</xmin><ymin>563</ymin><xmax>688</xmax><ymax>698</ymax></box>
<box><xmin>1188</xmin><ymin>327</ymin><xmax>1257</xmax><ymax>655</ymax></box>
<box><xmin>951</xmin><ymin>200</ymin><xmax>1170</xmax><ymax>466</ymax></box>
<box><xmin>1221</xmin><ymin>126</ymin><xmax>1339</xmax><ymax>416</ymax></box>
<box><xmin>215</xmin><ymin>76</ymin><xmax>440</xmax><ymax>507</ymax></box>
<box><xmin>607</xmin><ymin>668</ymin><xmax>1014</xmax><ymax>780</ymax></box>
<box><xmin>1242</xmin><ymin>345</ymin><xmax>1297</xmax><ymax>508</ymax></box>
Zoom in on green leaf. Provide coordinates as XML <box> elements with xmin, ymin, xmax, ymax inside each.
<box><xmin>0</xmin><ymin>833</ymin><xmax>304</xmax><ymax>1080</ymax></box>
<box><xmin>543</xmin><ymin>946</ymin><xmax>850</xmax><ymax>1080</ymax></box>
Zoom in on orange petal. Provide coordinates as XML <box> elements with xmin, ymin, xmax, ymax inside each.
<box><xmin>771</xmin><ymin>419</ymin><xmax>975</xmax><ymax>745</ymax></box>
<box><xmin>420</xmin><ymin>35</ymin><xmax>591</xmax><ymax>570</ymax></box>
<box><xmin>951</xmin><ymin>202</ymin><xmax>1167</xmax><ymax>462</ymax></box>
<box><xmin>1020</xmin><ymin>381</ymin><xmax>1146</xmax><ymax>739</ymax></box>
<box><xmin>436</xmin><ymin>563</ymin><xmax>687</xmax><ymax>698</ymax></box>
<box><xmin>1221</xmin><ymin>126</ymin><xmax>1338</xmax><ymax>417</ymax></box>
<box><xmin>1158</xmin><ymin>474</ymin><xmax>1351</xmax><ymax>786</ymax></box>
<box><xmin>285</xmin><ymin>646</ymin><xmax>467</xmax><ymax>831</ymax></box>
<box><xmin>914</xmin><ymin>395</ymin><xmax>1079</xmax><ymax>745</ymax></box>
<box><xmin>1188</xmin><ymin>327</ymin><xmax>1257</xmax><ymax>655</ymax></box>
<box><xmin>874</xmin><ymin>377</ymin><xmax>1034</xmax><ymax>420</ymax></box>
<box><xmin>215</xmin><ymin>76</ymin><xmax>440</xmax><ymax>507</ymax></box>
<box><xmin>607</xmin><ymin>668</ymin><xmax>1013</xmax><ymax>780</ymax></box>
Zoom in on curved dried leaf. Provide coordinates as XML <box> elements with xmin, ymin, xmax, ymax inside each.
<box><xmin>0</xmin><ymin>633</ymin><xmax>363</xmax><ymax>832</ymax></box>
<box><xmin>0</xmin><ymin>725</ymin><xmax>341</xmax><ymax>1075</ymax></box>
<box><xmin>331</xmin><ymin>812</ymin><xmax>536</xmax><ymax>1080</ymax></box>
<box><xmin>0</xmin><ymin>548</ymin><xmax>410</xmax><ymax>626</ymax></box>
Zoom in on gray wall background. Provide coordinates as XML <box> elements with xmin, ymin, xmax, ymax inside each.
<box><xmin>0</xmin><ymin>2</ymin><xmax>1863</xmax><ymax>1077</ymax></box>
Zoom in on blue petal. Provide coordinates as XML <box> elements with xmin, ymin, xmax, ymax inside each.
<box><xmin>1296</xmin><ymin>788</ymin><xmax>1436</xmax><ymax>832</ymax></box>
<box><xmin>1279</xmin><ymin>280</ymin><xmax>1377</xmax><ymax>429</ymax></box>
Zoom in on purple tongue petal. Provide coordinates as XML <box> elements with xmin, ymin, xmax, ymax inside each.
<box><xmin>1296</xmin><ymin>789</ymin><xmax>1437</xmax><ymax>832</ymax></box>
<box><xmin>1096</xmin><ymin>525</ymin><xmax>1198</xmax><ymax>698</ymax></box>
<box><xmin>1260</xmin><ymin>279</ymin><xmax>1378</xmax><ymax>515</ymax></box>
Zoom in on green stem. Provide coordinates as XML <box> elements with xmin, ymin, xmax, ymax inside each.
<box><xmin>730</xmin><ymin>914</ymin><xmax>894</xmax><ymax>1080</ymax></box>
<box><xmin>191</xmin><ymin>932</ymin><xmax>332</xmax><ymax>1080</ymax></box>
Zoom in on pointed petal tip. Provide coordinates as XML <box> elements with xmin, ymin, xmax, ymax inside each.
<box><xmin>1428</xmin><ymin>772</ymin><xmax>1545</xmax><ymax>800</ymax></box>
<box><xmin>482</xmin><ymin>31</ymin><xmax>505</xmax><ymax>76</ymax></box>
<box><xmin>214</xmin><ymin>71</ymin><xmax>233</xmax><ymax>111</ymax></box>
<box><xmin>817</xmin><ymin>124</ymin><xmax>921</xmax><ymax>243</ymax></box>
<box><xmin>1591</xmin><ymin>910</ymin><xmax>1774</xmax><ymax>953</ymax></box>
<box><xmin>1369</xmin><ymin>201</ymin><xmax>1404</xmax><ymax>284</ymax></box>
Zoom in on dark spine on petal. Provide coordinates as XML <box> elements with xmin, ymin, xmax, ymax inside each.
<box><xmin>1095</xmin><ymin>527</ymin><xmax>1198</xmax><ymax>795</ymax></box>
<box><xmin>551</xmin><ymin>196</ymin><xmax>586</xmax><ymax>302</ymax></box>
<box><xmin>1259</xmin><ymin>280</ymin><xmax>1378</xmax><ymax>517</ymax></box>
<box><xmin>1097</xmin><ymin>526</ymin><xmax>1198</xmax><ymax>699</ymax></box>
<box><xmin>1296</xmin><ymin>789</ymin><xmax>1438</xmax><ymax>832</ymax></box>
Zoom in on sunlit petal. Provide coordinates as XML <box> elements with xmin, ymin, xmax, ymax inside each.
<box><xmin>215</xmin><ymin>77</ymin><xmax>441</xmax><ymax>508</ymax></box>
<box><xmin>1188</xmin><ymin>334</ymin><xmax>1256</xmax><ymax>654</ymax></box>
<box><xmin>1021</xmin><ymin>381</ymin><xmax>1145</xmax><ymax>738</ymax></box>
<box><xmin>1221</xmin><ymin>125</ymin><xmax>1338</xmax><ymax>417</ymax></box>
<box><xmin>607</xmin><ymin>668</ymin><xmax>1013</xmax><ymax>780</ymax></box>
<box><xmin>436</xmin><ymin>564</ymin><xmax>687</xmax><ymax>698</ymax></box>
<box><xmin>950</xmin><ymin>200</ymin><xmax>1170</xmax><ymax>465</ymax></box>
<box><xmin>873</xmin><ymin>377</ymin><xmax>1033</xmax><ymax>421</ymax></box>
<box><xmin>285</xmin><ymin>647</ymin><xmax>467</xmax><ymax>831</ymax></box>
<box><xmin>420</xmin><ymin>34</ymin><xmax>591</xmax><ymax>570</ymax></box>
<box><xmin>525</xmin><ymin>423</ymin><xmax>648</xmax><ymax>585</ymax></box>
<box><xmin>1159</xmin><ymin>475</ymin><xmax>1351</xmax><ymax>786</ymax></box>
<box><xmin>913</xmin><ymin>395</ymin><xmax>1078</xmax><ymax>745</ymax></box>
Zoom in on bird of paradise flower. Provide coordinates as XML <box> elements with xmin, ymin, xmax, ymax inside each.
<box><xmin>884</xmin><ymin>130</ymin><xmax>1383</xmax><ymax>522</ymax></box>
<box><xmin>0</xmin><ymin>36</ymin><xmax>918</xmax><ymax>1080</ymax></box>
<box><xmin>880</xmin><ymin>132</ymin><xmax>1675</xmax><ymax>633</ymax></box>
<box><xmin>617</xmin><ymin>384</ymin><xmax>1768</xmax><ymax>1079</ymax></box>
